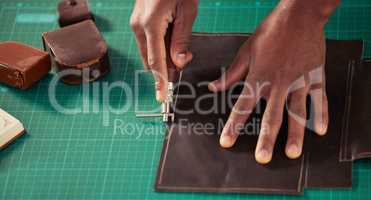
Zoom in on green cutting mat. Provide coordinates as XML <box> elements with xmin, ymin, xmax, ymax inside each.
<box><xmin>0</xmin><ymin>0</ymin><xmax>371</xmax><ymax>199</ymax></box>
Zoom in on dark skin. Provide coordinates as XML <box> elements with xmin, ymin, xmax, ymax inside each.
<box><xmin>130</xmin><ymin>0</ymin><xmax>341</xmax><ymax>164</ymax></box>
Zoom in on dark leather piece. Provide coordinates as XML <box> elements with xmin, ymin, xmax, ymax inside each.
<box><xmin>155</xmin><ymin>33</ymin><xmax>370</xmax><ymax>194</ymax></box>
<box><xmin>0</xmin><ymin>41</ymin><xmax>51</xmax><ymax>89</ymax></box>
<box><xmin>58</xmin><ymin>0</ymin><xmax>94</xmax><ymax>27</ymax></box>
<box><xmin>303</xmin><ymin>40</ymin><xmax>363</xmax><ymax>189</ymax></box>
<box><xmin>42</xmin><ymin>20</ymin><xmax>110</xmax><ymax>84</ymax></box>
<box><xmin>341</xmin><ymin>59</ymin><xmax>371</xmax><ymax>161</ymax></box>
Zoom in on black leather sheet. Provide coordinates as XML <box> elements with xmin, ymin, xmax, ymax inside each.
<box><xmin>155</xmin><ymin>33</ymin><xmax>370</xmax><ymax>195</ymax></box>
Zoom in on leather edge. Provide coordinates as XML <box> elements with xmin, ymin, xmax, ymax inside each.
<box><xmin>347</xmin><ymin>59</ymin><xmax>371</xmax><ymax>161</ymax></box>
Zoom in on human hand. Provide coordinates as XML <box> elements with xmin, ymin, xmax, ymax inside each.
<box><xmin>130</xmin><ymin>0</ymin><xmax>198</xmax><ymax>102</ymax></box>
<box><xmin>208</xmin><ymin>0</ymin><xmax>340</xmax><ymax>164</ymax></box>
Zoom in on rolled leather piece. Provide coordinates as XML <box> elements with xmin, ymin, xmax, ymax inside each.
<box><xmin>42</xmin><ymin>20</ymin><xmax>110</xmax><ymax>84</ymax></box>
<box><xmin>58</xmin><ymin>0</ymin><xmax>94</xmax><ymax>27</ymax></box>
<box><xmin>0</xmin><ymin>41</ymin><xmax>51</xmax><ymax>89</ymax></box>
<box><xmin>155</xmin><ymin>33</ymin><xmax>370</xmax><ymax>195</ymax></box>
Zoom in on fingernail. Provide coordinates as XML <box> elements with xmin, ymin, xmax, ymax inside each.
<box><xmin>220</xmin><ymin>135</ymin><xmax>235</xmax><ymax>148</ymax></box>
<box><xmin>177</xmin><ymin>53</ymin><xmax>187</xmax><ymax>64</ymax></box>
<box><xmin>208</xmin><ymin>82</ymin><xmax>218</xmax><ymax>92</ymax></box>
<box><xmin>155</xmin><ymin>82</ymin><xmax>161</xmax><ymax>90</ymax></box>
<box><xmin>315</xmin><ymin>122</ymin><xmax>328</xmax><ymax>136</ymax></box>
<box><xmin>286</xmin><ymin>144</ymin><xmax>301</xmax><ymax>159</ymax></box>
<box><xmin>255</xmin><ymin>149</ymin><xmax>271</xmax><ymax>164</ymax></box>
<box><xmin>156</xmin><ymin>91</ymin><xmax>165</xmax><ymax>102</ymax></box>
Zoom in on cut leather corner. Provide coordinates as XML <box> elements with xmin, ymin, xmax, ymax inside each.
<box><xmin>155</xmin><ymin>33</ymin><xmax>370</xmax><ymax>195</ymax></box>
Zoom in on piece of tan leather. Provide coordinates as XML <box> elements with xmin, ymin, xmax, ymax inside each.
<box><xmin>155</xmin><ymin>33</ymin><xmax>370</xmax><ymax>195</ymax></box>
<box><xmin>0</xmin><ymin>130</ymin><xmax>26</xmax><ymax>150</ymax></box>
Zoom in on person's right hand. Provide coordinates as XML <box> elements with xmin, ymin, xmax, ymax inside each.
<box><xmin>130</xmin><ymin>0</ymin><xmax>198</xmax><ymax>102</ymax></box>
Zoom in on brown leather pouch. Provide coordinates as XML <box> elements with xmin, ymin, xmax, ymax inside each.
<box><xmin>155</xmin><ymin>33</ymin><xmax>371</xmax><ymax>195</ymax></box>
<box><xmin>58</xmin><ymin>0</ymin><xmax>94</xmax><ymax>27</ymax></box>
<box><xmin>0</xmin><ymin>41</ymin><xmax>51</xmax><ymax>89</ymax></box>
<box><xmin>42</xmin><ymin>20</ymin><xmax>110</xmax><ymax>84</ymax></box>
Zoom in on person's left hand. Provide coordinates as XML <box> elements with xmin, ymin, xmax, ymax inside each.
<box><xmin>208</xmin><ymin>0</ymin><xmax>339</xmax><ymax>164</ymax></box>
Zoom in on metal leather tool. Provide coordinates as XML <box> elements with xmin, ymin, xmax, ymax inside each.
<box><xmin>136</xmin><ymin>24</ymin><xmax>181</xmax><ymax>122</ymax></box>
<box><xmin>136</xmin><ymin>81</ymin><xmax>176</xmax><ymax>122</ymax></box>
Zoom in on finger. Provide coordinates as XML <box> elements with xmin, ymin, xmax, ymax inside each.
<box><xmin>170</xmin><ymin>0</ymin><xmax>198</xmax><ymax>68</ymax></box>
<box><xmin>220</xmin><ymin>79</ymin><xmax>258</xmax><ymax>148</ymax></box>
<box><xmin>208</xmin><ymin>42</ymin><xmax>251</xmax><ymax>92</ymax></box>
<box><xmin>285</xmin><ymin>88</ymin><xmax>308</xmax><ymax>159</ymax></box>
<box><xmin>130</xmin><ymin>3</ymin><xmax>149</xmax><ymax>70</ymax></box>
<box><xmin>255</xmin><ymin>90</ymin><xmax>286</xmax><ymax>164</ymax></box>
<box><xmin>310</xmin><ymin>87</ymin><xmax>329</xmax><ymax>135</ymax></box>
<box><xmin>133</xmin><ymin>29</ymin><xmax>149</xmax><ymax>70</ymax></box>
<box><xmin>146</xmin><ymin>31</ymin><xmax>168</xmax><ymax>102</ymax></box>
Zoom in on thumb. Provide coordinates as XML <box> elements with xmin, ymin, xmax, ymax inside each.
<box><xmin>208</xmin><ymin>42</ymin><xmax>251</xmax><ymax>92</ymax></box>
<box><xmin>170</xmin><ymin>1</ymin><xmax>198</xmax><ymax>68</ymax></box>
